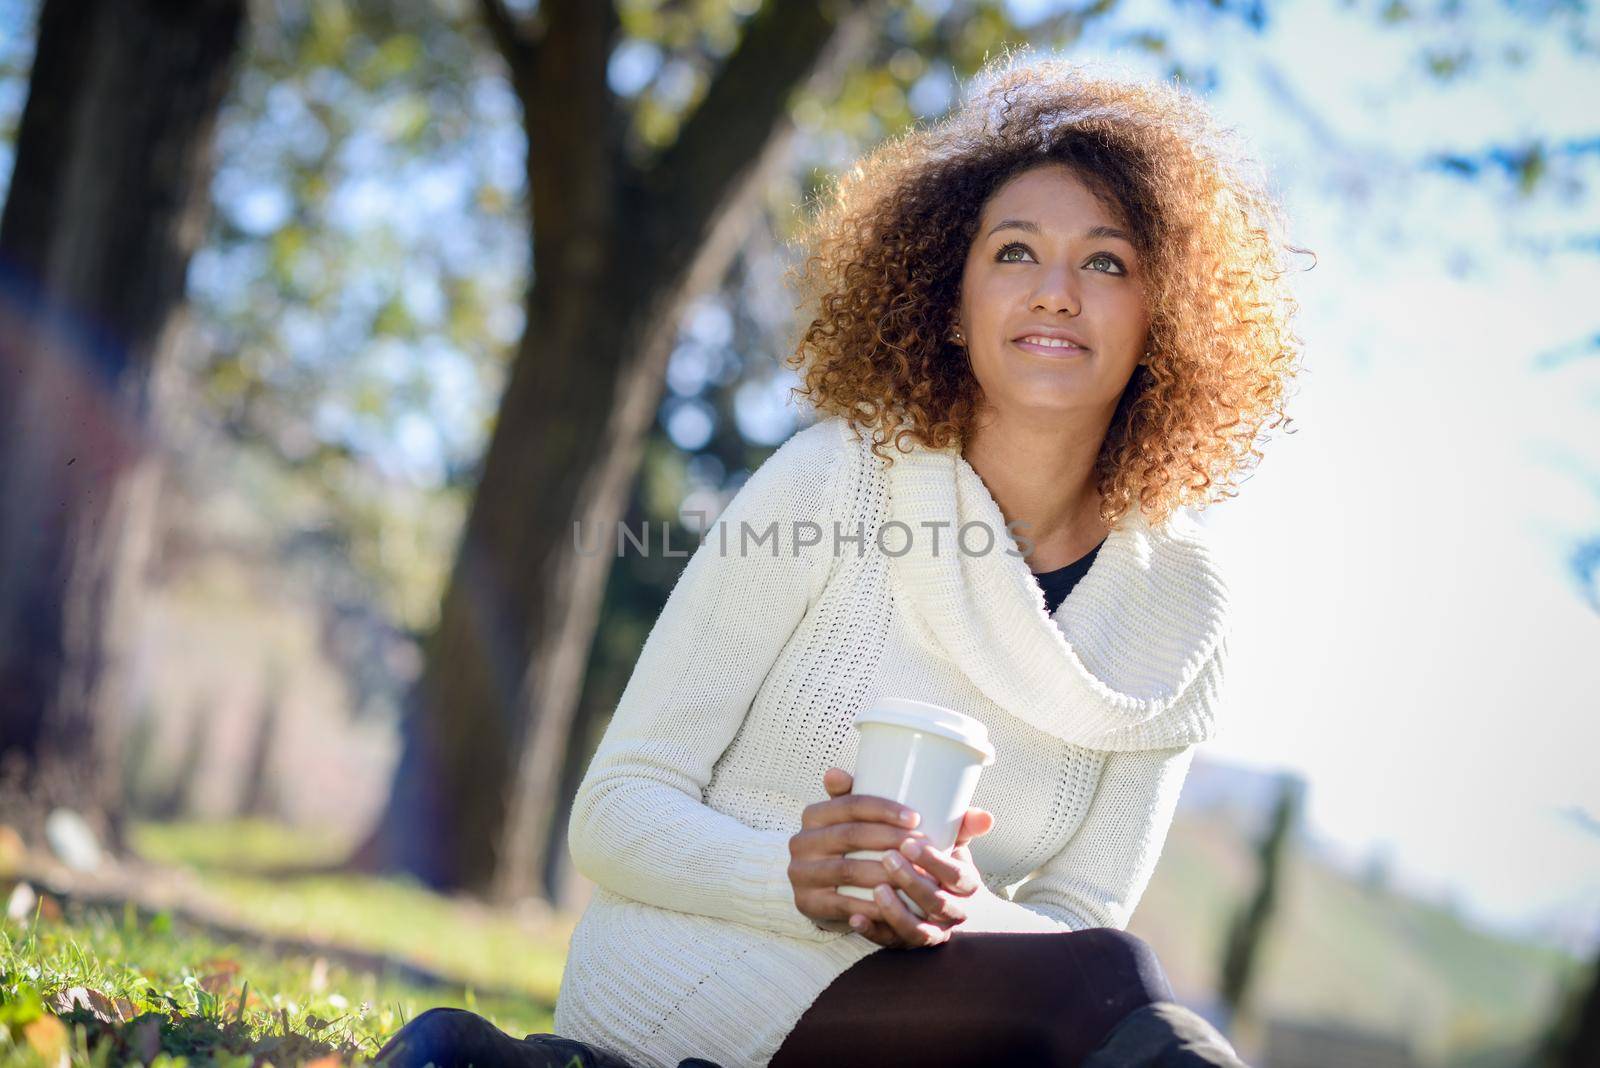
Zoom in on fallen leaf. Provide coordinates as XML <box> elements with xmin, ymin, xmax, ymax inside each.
<box><xmin>198</xmin><ymin>972</ymin><xmax>235</xmax><ymax>996</ymax></box>
<box><xmin>113</xmin><ymin>997</ymin><xmax>136</xmax><ymax>1022</ymax></box>
<box><xmin>197</xmin><ymin>958</ymin><xmax>241</xmax><ymax>977</ymax></box>
<box><xmin>23</xmin><ymin>1014</ymin><xmax>68</xmax><ymax>1062</ymax></box>
<box><xmin>36</xmin><ymin>893</ymin><xmax>61</xmax><ymax>921</ymax></box>
<box><xmin>224</xmin><ymin>987</ymin><xmax>262</xmax><ymax>1017</ymax></box>
<box><xmin>48</xmin><ymin>986</ymin><xmax>118</xmax><ymax>1023</ymax></box>
<box><xmin>0</xmin><ymin>824</ymin><xmax>24</xmax><ymax>875</ymax></box>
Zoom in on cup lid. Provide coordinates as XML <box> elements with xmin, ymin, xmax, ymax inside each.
<box><xmin>853</xmin><ymin>698</ymin><xmax>996</xmax><ymax>765</ymax></box>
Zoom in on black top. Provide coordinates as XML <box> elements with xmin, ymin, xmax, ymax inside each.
<box><xmin>1031</xmin><ymin>537</ymin><xmax>1106</xmax><ymax>615</ymax></box>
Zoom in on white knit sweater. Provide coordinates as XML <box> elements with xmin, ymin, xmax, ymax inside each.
<box><xmin>553</xmin><ymin>414</ymin><xmax>1232</xmax><ymax>1068</ymax></box>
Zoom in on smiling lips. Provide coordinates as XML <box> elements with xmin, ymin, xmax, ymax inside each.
<box><xmin>1012</xmin><ymin>333</ymin><xmax>1090</xmax><ymax>356</ymax></box>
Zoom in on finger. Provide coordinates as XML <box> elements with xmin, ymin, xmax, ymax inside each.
<box><xmin>801</xmin><ymin>794</ymin><xmax>918</xmax><ymax>831</ymax></box>
<box><xmin>882</xmin><ymin>851</ymin><xmax>967</xmax><ymax>927</ymax></box>
<box><xmin>791</xmin><ymin>855</ymin><xmax>904</xmax><ymax>892</ymax></box>
<box><xmin>814</xmin><ymin>889</ymin><xmax>890</xmax><ymax>925</ymax></box>
<box><xmin>814</xmin><ymin>892</ymin><xmax>905</xmax><ymax>939</ymax></box>
<box><xmin>807</xmin><ymin>821</ymin><xmax>920</xmax><ymax>857</ymax></box>
<box><xmin>872</xmin><ymin>882</ymin><xmax>946</xmax><ymax>947</ymax></box>
<box><xmin>897</xmin><ymin>839</ymin><xmax>980</xmax><ymax>896</ymax></box>
<box><xmin>846</xmin><ymin>912</ymin><xmax>904</xmax><ymax>947</ymax></box>
<box><xmin>954</xmin><ymin>808</ymin><xmax>995</xmax><ymax>848</ymax></box>
<box><xmin>822</xmin><ymin>767</ymin><xmax>853</xmax><ymax>798</ymax></box>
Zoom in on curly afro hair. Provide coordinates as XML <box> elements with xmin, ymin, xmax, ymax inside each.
<box><xmin>782</xmin><ymin>51</ymin><xmax>1308</xmax><ymax>532</ymax></box>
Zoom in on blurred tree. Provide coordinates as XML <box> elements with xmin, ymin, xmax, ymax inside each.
<box><xmin>0</xmin><ymin>0</ymin><xmax>246</xmax><ymax>845</ymax></box>
<box><xmin>1548</xmin><ymin>940</ymin><xmax>1600</xmax><ymax>1068</ymax></box>
<box><xmin>1533</xmin><ymin>809</ymin><xmax>1600</xmax><ymax>1067</ymax></box>
<box><xmin>1218</xmin><ymin>772</ymin><xmax>1301</xmax><ymax>1031</ymax></box>
<box><xmin>1535</xmin><ymin>939</ymin><xmax>1600</xmax><ymax>1068</ymax></box>
<box><xmin>238</xmin><ymin>659</ymin><xmax>286</xmax><ymax>819</ymax></box>
<box><xmin>349</xmin><ymin>0</ymin><xmax>890</xmax><ymax>902</ymax></box>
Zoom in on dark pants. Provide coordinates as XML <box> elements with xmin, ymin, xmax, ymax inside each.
<box><xmin>374</xmin><ymin>1008</ymin><xmax>638</xmax><ymax>1068</ymax></box>
<box><xmin>770</xmin><ymin>928</ymin><xmax>1174</xmax><ymax>1066</ymax></box>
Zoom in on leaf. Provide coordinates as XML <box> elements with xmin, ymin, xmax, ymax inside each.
<box><xmin>48</xmin><ymin>986</ymin><xmax>118</xmax><ymax>1023</ymax></box>
<box><xmin>197</xmin><ymin>971</ymin><xmax>236</xmax><ymax>996</ymax></box>
<box><xmin>23</xmin><ymin>1014</ymin><xmax>69</xmax><ymax>1062</ymax></box>
<box><xmin>0</xmin><ymin>824</ymin><xmax>23</xmax><ymax>874</ymax></box>
<box><xmin>224</xmin><ymin>981</ymin><xmax>259</xmax><ymax>1019</ymax></box>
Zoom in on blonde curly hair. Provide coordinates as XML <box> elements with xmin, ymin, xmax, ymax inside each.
<box><xmin>782</xmin><ymin>51</ymin><xmax>1308</xmax><ymax>531</ymax></box>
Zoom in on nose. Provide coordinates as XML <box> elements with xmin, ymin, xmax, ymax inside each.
<box><xmin>1030</xmin><ymin>259</ymin><xmax>1081</xmax><ymax>317</ymax></box>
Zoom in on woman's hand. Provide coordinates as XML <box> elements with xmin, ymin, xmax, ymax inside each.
<box><xmin>870</xmin><ymin>801</ymin><xmax>995</xmax><ymax>948</ymax></box>
<box><xmin>800</xmin><ymin>768</ymin><xmax>995</xmax><ymax>950</ymax></box>
<box><xmin>787</xmin><ymin>768</ymin><xmax>926</xmax><ymax>936</ymax></box>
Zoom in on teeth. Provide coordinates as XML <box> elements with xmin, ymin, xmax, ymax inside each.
<box><xmin>1020</xmin><ymin>336</ymin><xmax>1081</xmax><ymax>348</ymax></box>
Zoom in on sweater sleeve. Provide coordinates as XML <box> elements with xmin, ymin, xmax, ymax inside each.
<box><xmin>565</xmin><ymin>420</ymin><xmax>849</xmax><ymax>944</ymax></box>
<box><xmin>959</xmin><ymin>742</ymin><xmax>1198</xmax><ymax>935</ymax></box>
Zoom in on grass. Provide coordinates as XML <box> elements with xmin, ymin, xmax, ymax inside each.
<box><xmin>0</xmin><ymin>819</ymin><xmax>577</xmax><ymax>1066</ymax></box>
<box><xmin>128</xmin><ymin>821</ymin><xmax>573</xmax><ymax>1006</ymax></box>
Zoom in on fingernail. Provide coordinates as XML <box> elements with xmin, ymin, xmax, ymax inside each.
<box><xmin>899</xmin><ymin>808</ymin><xmax>919</xmax><ymax>828</ymax></box>
<box><xmin>875</xmin><ymin>884</ymin><xmax>893</xmax><ymax>901</ymax></box>
<box><xmin>883</xmin><ymin>852</ymin><xmax>904</xmax><ymax>871</ymax></box>
<box><xmin>900</xmin><ymin>839</ymin><xmax>921</xmax><ymax>860</ymax></box>
<box><xmin>849</xmin><ymin>915</ymin><xmax>866</xmax><ymax>931</ymax></box>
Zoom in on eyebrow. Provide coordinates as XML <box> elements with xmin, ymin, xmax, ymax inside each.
<box><xmin>985</xmin><ymin>219</ymin><xmax>1133</xmax><ymax>243</ymax></box>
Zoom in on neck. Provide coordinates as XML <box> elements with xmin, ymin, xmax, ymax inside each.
<box><xmin>960</xmin><ymin>405</ymin><xmax>1113</xmax><ymax>572</ymax></box>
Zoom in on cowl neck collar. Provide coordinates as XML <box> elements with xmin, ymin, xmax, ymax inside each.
<box><xmin>861</xmin><ymin>424</ymin><xmax>1231</xmax><ymax>752</ymax></box>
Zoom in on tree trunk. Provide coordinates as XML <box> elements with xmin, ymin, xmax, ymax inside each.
<box><xmin>350</xmin><ymin>0</ymin><xmax>881</xmax><ymax>900</ymax></box>
<box><xmin>0</xmin><ymin>0</ymin><xmax>247</xmax><ymax>847</ymax></box>
<box><xmin>539</xmin><ymin>557</ymin><xmax>648</xmax><ymax>907</ymax></box>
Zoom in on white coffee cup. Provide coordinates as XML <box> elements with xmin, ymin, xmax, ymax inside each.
<box><xmin>836</xmin><ymin>697</ymin><xmax>996</xmax><ymax>919</ymax></box>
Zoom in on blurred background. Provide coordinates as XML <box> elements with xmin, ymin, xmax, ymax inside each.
<box><xmin>0</xmin><ymin>0</ymin><xmax>1596</xmax><ymax>1065</ymax></box>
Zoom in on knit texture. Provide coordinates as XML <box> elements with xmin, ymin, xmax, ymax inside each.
<box><xmin>554</xmin><ymin>415</ymin><xmax>1232</xmax><ymax>1068</ymax></box>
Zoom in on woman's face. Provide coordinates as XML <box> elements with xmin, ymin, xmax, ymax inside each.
<box><xmin>955</xmin><ymin>162</ymin><xmax>1150</xmax><ymax>424</ymax></box>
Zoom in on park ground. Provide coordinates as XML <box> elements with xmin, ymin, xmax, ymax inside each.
<box><xmin>0</xmin><ymin>820</ymin><xmax>571</xmax><ymax>1067</ymax></box>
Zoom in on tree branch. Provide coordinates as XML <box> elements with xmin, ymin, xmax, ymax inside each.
<box><xmin>523</xmin><ymin>0</ymin><xmax>626</xmax><ymax>308</ymax></box>
<box><xmin>476</xmin><ymin>0</ymin><xmax>542</xmax><ymax>73</ymax></box>
<box><xmin>635</xmin><ymin>0</ymin><xmax>883</xmax><ymax>268</ymax></box>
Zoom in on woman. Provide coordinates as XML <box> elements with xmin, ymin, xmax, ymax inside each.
<box><xmin>380</xmin><ymin>53</ymin><xmax>1302</xmax><ymax>1068</ymax></box>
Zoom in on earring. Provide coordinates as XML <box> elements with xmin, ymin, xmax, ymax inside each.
<box><xmin>952</xmin><ymin>326</ymin><xmax>964</xmax><ymax>345</ymax></box>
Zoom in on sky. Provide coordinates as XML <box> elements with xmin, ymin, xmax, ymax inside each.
<box><xmin>989</xmin><ymin>0</ymin><xmax>1600</xmax><ymax>949</ymax></box>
